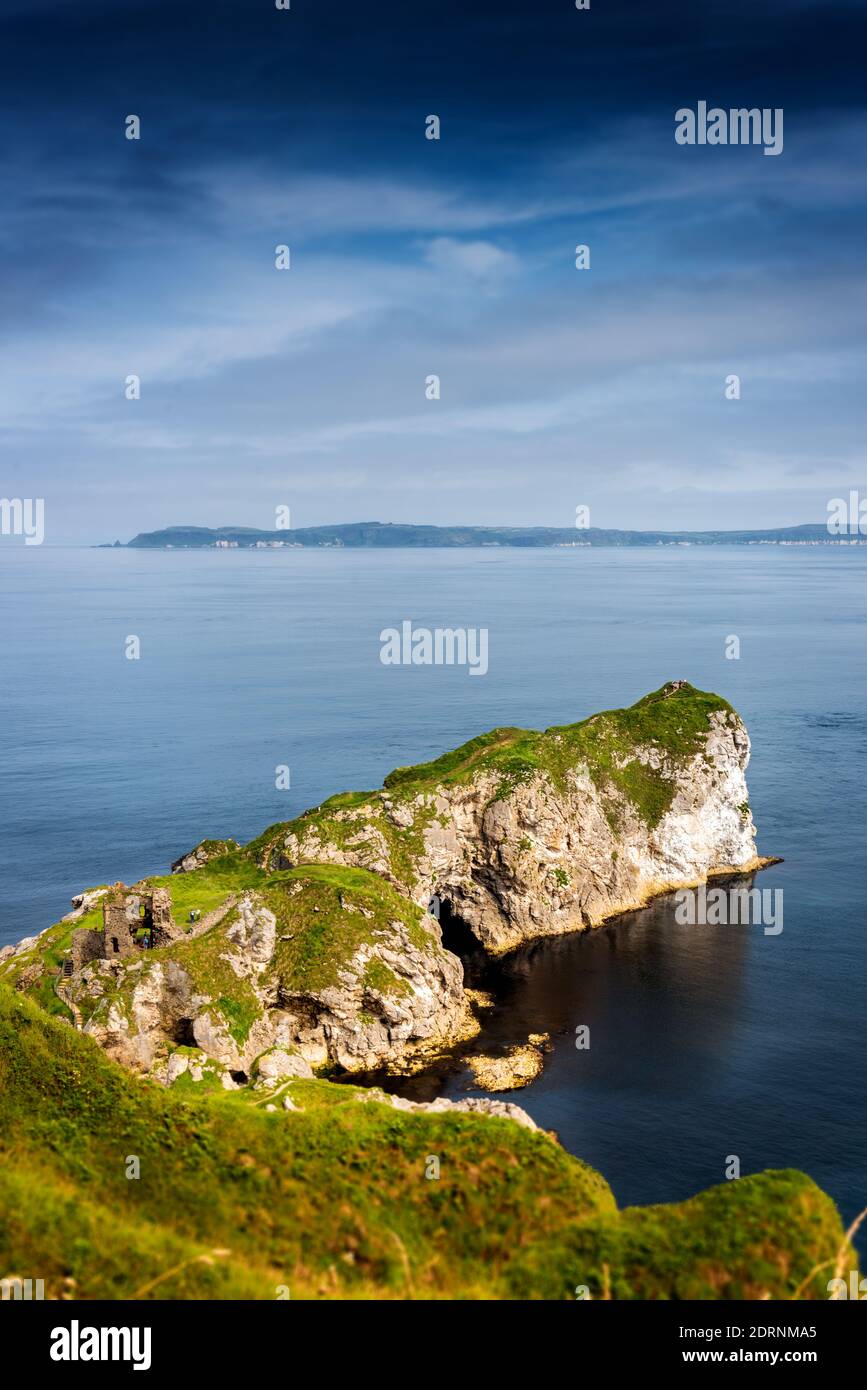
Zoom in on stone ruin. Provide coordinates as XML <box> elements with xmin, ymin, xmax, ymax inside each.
<box><xmin>68</xmin><ymin>883</ymin><xmax>180</xmax><ymax>975</ymax></box>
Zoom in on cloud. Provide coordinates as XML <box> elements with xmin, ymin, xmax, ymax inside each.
<box><xmin>422</xmin><ymin>237</ymin><xmax>519</xmax><ymax>277</ymax></box>
<box><xmin>199</xmin><ymin>168</ymin><xmax>553</xmax><ymax>239</ymax></box>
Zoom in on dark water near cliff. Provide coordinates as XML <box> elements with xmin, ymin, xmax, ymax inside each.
<box><xmin>1</xmin><ymin>546</ymin><xmax>866</xmax><ymax>1246</ymax></box>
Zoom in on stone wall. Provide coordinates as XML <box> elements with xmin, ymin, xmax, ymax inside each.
<box><xmin>70</xmin><ymin>926</ymin><xmax>106</xmax><ymax>974</ymax></box>
<box><xmin>102</xmin><ymin>884</ymin><xmax>139</xmax><ymax>958</ymax></box>
<box><xmin>150</xmin><ymin>888</ymin><xmax>176</xmax><ymax>948</ymax></box>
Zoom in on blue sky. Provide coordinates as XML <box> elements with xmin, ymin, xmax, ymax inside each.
<box><xmin>1</xmin><ymin>0</ymin><xmax>866</xmax><ymax>541</ymax></box>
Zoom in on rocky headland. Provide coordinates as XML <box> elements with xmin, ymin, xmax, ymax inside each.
<box><xmin>2</xmin><ymin>681</ymin><xmax>770</xmax><ymax>1091</ymax></box>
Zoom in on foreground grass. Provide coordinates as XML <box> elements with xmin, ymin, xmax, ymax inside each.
<box><xmin>0</xmin><ymin>987</ymin><xmax>850</xmax><ymax>1300</ymax></box>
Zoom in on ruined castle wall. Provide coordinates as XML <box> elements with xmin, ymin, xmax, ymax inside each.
<box><xmin>150</xmin><ymin>888</ymin><xmax>178</xmax><ymax>947</ymax></box>
<box><xmin>70</xmin><ymin>927</ymin><xmax>106</xmax><ymax>973</ymax></box>
<box><xmin>102</xmin><ymin>885</ymin><xmax>138</xmax><ymax>958</ymax></box>
<box><xmin>94</xmin><ymin>883</ymin><xmax>181</xmax><ymax>957</ymax></box>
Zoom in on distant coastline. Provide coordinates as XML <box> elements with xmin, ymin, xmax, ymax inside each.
<box><xmin>99</xmin><ymin>521</ymin><xmax>865</xmax><ymax>550</ymax></box>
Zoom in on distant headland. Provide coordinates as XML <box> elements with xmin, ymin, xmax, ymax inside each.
<box><xmin>100</xmin><ymin>521</ymin><xmax>859</xmax><ymax>549</ymax></box>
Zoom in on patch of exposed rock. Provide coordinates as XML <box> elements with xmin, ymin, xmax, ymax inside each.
<box><xmin>351</xmin><ymin>1086</ymin><xmax>539</xmax><ymax>1132</ymax></box>
<box><xmin>468</xmin><ymin>1033</ymin><xmax>551</xmax><ymax>1091</ymax></box>
<box><xmin>171</xmin><ymin>839</ymin><xmax>240</xmax><ymax>874</ymax></box>
<box><xmin>273</xmin><ymin>918</ymin><xmax>467</xmax><ymax>1073</ymax></box>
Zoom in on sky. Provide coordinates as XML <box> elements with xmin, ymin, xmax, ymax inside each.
<box><xmin>1</xmin><ymin>0</ymin><xmax>866</xmax><ymax>542</ymax></box>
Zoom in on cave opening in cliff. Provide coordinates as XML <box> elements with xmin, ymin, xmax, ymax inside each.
<box><xmin>173</xmin><ymin>1018</ymin><xmax>196</xmax><ymax>1046</ymax></box>
<box><xmin>230</xmin><ymin>1070</ymin><xmax>248</xmax><ymax>1085</ymax></box>
<box><xmin>434</xmin><ymin>898</ymin><xmax>487</xmax><ymax>982</ymax></box>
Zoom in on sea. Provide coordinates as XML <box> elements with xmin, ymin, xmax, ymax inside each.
<box><xmin>2</xmin><ymin>544</ymin><xmax>865</xmax><ymax>1245</ymax></box>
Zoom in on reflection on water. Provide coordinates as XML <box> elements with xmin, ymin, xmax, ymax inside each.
<box><xmin>389</xmin><ymin>889</ymin><xmax>752</xmax><ymax>1095</ymax></box>
<box><xmin>373</xmin><ymin>888</ymin><xmax>801</xmax><ymax>1216</ymax></box>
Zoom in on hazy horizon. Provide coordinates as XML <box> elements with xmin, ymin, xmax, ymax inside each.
<box><xmin>0</xmin><ymin>516</ymin><xmax>843</xmax><ymax>549</ymax></box>
<box><xmin>112</xmin><ymin>514</ymin><xmax>836</xmax><ymax>545</ymax></box>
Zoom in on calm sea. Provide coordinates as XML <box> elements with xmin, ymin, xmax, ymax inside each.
<box><xmin>2</xmin><ymin>545</ymin><xmax>865</xmax><ymax>1242</ymax></box>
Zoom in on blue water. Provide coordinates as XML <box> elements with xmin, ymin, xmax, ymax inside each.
<box><xmin>2</xmin><ymin>545</ymin><xmax>866</xmax><ymax>1243</ymax></box>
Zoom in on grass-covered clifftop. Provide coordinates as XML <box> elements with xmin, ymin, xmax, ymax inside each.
<box><xmin>0</xmin><ymin>986</ymin><xmax>850</xmax><ymax>1300</ymax></box>
<box><xmin>0</xmin><ymin>862</ymin><xmax>436</xmax><ymax>1028</ymax></box>
<box><xmin>382</xmin><ymin>680</ymin><xmax>735</xmax><ymax>823</ymax></box>
<box><xmin>251</xmin><ymin>681</ymin><xmax>739</xmax><ymax>876</ymax></box>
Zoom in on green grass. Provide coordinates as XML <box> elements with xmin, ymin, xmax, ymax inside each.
<box><xmin>264</xmin><ymin>864</ymin><xmax>434</xmax><ymax>996</ymax></box>
<box><xmin>251</xmin><ymin>798</ymin><xmax>442</xmax><ymax>892</ymax></box>
<box><xmin>362</xmin><ymin>957</ymin><xmax>410</xmax><ymax>998</ymax></box>
<box><xmin>137</xmin><ymin>852</ymin><xmax>266</xmax><ymax>924</ymax></box>
<box><xmin>0</xmin><ymin>904</ymin><xmax>104</xmax><ymax>1021</ymax></box>
<box><xmin>0</xmin><ymin>985</ymin><xmax>850</xmax><ymax>1301</ymax></box>
<box><xmin>164</xmin><ymin>1047</ymin><xmax>234</xmax><ymax>1097</ymax></box>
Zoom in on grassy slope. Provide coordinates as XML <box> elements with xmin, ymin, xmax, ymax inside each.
<box><xmin>0</xmin><ymin>905</ymin><xmax>104</xmax><ymax>1023</ymax></box>
<box><xmin>0</xmin><ymin>987</ymin><xmax>849</xmax><ymax>1301</ymax></box>
<box><xmin>263</xmin><ymin>864</ymin><xmax>433</xmax><ymax>996</ymax></box>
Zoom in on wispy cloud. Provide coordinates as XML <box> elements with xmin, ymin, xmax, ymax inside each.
<box><xmin>422</xmin><ymin>237</ymin><xmax>519</xmax><ymax>277</ymax></box>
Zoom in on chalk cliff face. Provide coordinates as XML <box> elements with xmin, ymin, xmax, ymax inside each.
<box><xmin>1</xmin><ymin>682</ymin><xmax>766</xmax><ymax>1082</ymax></box>
<box><xmin>262</xmin><ymin>681</ymin><xmax>762</xmax><ymax>953</ymax></box>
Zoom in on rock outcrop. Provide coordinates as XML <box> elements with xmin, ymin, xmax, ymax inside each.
<box><xmin>468</xmin><ymin>1034</ymin><xmax>551</xmax><ymax>1091</ymax></box>
<box><xmin>352</xmin><ymin>1086</ymin><xmax>540</xmax><ymax>1131</ymax></box>
<box><xmin>171</xmin><ymin>838</ymin><xmax>240</xmax><ymax>874</ymax></box>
